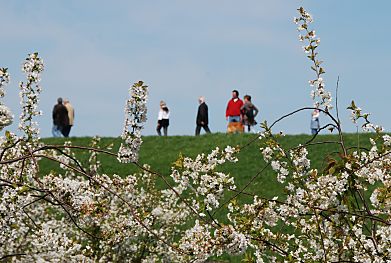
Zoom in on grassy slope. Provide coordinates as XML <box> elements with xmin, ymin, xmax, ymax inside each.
<box><xmin>40</xmin><ymin>133</ymin><xmax>375</xmax><ymax>261</ymax></box>
<box><xmin>41</xmin><ymin>132</ymin><xmax>374</xmax><ymax>197</ymax></box>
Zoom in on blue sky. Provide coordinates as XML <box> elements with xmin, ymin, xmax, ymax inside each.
<box><xmin>0</xmin><ymin>1</ymin><xmax>390</xmax><ymax>137</ymax></box>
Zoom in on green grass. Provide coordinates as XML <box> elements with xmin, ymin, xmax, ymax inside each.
<box><xmin>40</xmin><ymin>132</ymin><xmax>375</xmax><ymax>198</ymax></box>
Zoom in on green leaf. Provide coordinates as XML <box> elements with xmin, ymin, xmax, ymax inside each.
<box><xmin>173</xmin><ymin>153</ymin><xmax>184</xmax><ymax>168</ymax></box>
<box><xmin>347</xmin><ymin>100</ymin><xmax>356</xmax><ymax>110</ymax></box>
<box><xmin>18</xmin><ymin>185</ymin><xmax>30</xmax><ymax>194</ymax></box>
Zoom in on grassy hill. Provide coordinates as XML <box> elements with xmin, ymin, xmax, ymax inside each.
<box><xmin>40</xmin><ymin>132</ymin><xmax>375</xmax><ymax>200</ymax></box>
<box><xmin>39</xmin><ymin>132</ymin><xmax>377</xmax><ymax>262</ymax></box>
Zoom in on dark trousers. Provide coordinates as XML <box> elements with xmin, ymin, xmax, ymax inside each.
<box><xmin>62</xmin><ymin>125</ymin><xmax>72</xmax><ymax>137</ymax></box>
<box><xmin>157</xmin><ymin>125</ymin><xmax>168</xmax><ymax>136</ymax></box>
<box><xmin>195</xmin><ymin>124</ymin><xmax>211</xmax><ymax>136</ymax></box>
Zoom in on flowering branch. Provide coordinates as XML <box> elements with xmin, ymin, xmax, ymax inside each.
<box><xmin>118</xmin><ymin>80</ymin><xmax>148</xmax><ymax>163</ymax></box>
<box><xmin>0</xmin><ymin>67</ymin><xmax>13</xmax><ymax>130</ymax></box>
<box><xmin>295</xmin><ymin>7</ymin><xmax>332</xmax><ymax>112</ymax></box>
<box><xmin>18</xmin><ymin>52</ymin><xmax>44</xmax><ymax>142</ymax></box>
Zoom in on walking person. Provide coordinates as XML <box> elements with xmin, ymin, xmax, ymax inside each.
<box><xmin>52</xmin><ymin>97</ymin><xmax>69</xmax><ymax>137</ymax></box>
<box><xmin>157</xmin><ymin>100</ymin><xmax>170</xmax><ymax>136</ymax></box>
<box><xmin>195</xmin><ymin>96</ymin><xmax>211</xmax><ymax>136</ymax></box>
<box><xmin>310</xmin><ymin>109</ymin><xmax>320</xmax><ymax>135</ymax></box>
<box><xmin>226</xmin><ymin>89</ymin><xmax>244</xmax><ymax>133</ymax></box>
<box><xmin>240</xmin><ymin>95</ymin><xmax>259</xmax><ymax>133</ymax></box>
<box><xmin>62</xmin><ymin>98</ymin><xmax>74</xmax><ymax>137</ymax></box>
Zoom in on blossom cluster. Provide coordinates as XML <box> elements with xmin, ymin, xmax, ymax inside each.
<box><xmin>348</xmin><ymin>100</ymin><xmax>384</xmax><ymax>133</ymax></box>
<box><xmin>159</xmin><ymin>146</ymin><xmax>254</xmax><ymax>261</ymax></box>
<box><xmin>1</xmin><ymin>138</ymin><xmax>194</xmax><ymax>261</ymax></box>
<box><xmin>0</xmin><ymin>104</ymin><xmax>13</xmax><ymax>131</ymax></box>
<box><xmin>237</xmin><ymin>123</ymin><xmax>390</xmax><ymax>262</ymax></box>
<box><xmin>118</xmin><ymin>80</ymin><xmax>148</xmax><ymax>163</ymax></box>
<box><xmin>0</xmin><ymin>67</ymin><xmax>10</xmax><ymax>97</ymax></box>
<box><xmin>18</xmin><ymin>52</ymin><xmax>44</xmax><ymax>142</ymax></box>
<box><xmin>179</xmin><ymin>221</ymin><xmax>248</xmax><ymax>262</ymax></box>
<box><xmin>0</xmin><ymin>67</ymin><xmax>13</xmax><ymax>130</ymax></box>
<box><xmin>295</xmin><ymin>7</ymin><xmax>332</xmax><ymax>111</ymax></box>
<box><xmin>170</xmin><ymin>146</ymin><xmax>238</xmax><ymax>212</ymax></box>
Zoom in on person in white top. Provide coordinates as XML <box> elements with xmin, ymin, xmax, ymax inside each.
<box><xmin>157</xmin><ymin>100</ymin><xmax>170</xmax><ymax>136</ymax></box>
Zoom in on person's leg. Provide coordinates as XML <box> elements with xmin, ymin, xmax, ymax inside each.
<box><xmin>62</xmin><ymin>125</ymin><xmax>70</xmax><ymax>137</ymax></box>
<box><xmin>228</xmin><ymin>116</ymin><xmax>240</xmax><ymax>123</ymax></box>
<box><xmin>156</xmin><ymin>125</ymin><xmax>162</xmax><ymax>136</ymax></box>
<box><xmin>163</xmin><ymin>126</ymin><xmax>168</xmax><ymax>136</ymax></box>
<box><xmin>60</xmin><ymin>126</ymin><xmax>68</xmax><ymax>137</ymax></box>
<box><xmin>195</xmin><ymin>125</ymin><xmax>201</xmax><ymax>136</ymax></box>
<box><xmin>52</xmin><ymin>125</ymin><xmax>57</xmax><ymax>137</ymax></box>
<box><xmin>52</xmin><ymin>125</ymin><xmax>63</xmax><ymax>137</ymax></box>
<box><xmin>203</xmin><ymin>125</ymin><xmax>211</xmax><ymax>134</ymax></box>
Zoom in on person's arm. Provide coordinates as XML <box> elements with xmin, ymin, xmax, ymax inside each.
<box><xmin>253</xmin><ymin>105</ymin><xmax>259</xmax><ymax>117</ymax></box>
<box><xmin>200</xmin><ymin>104</ymin><xmax>207</xmax><ymax>124</ymax></box>
<box><xmin>204</xmin><ymin>104</ymin><xmax>208</xmax><ymax>125</ymax></box>
<box><xmin>157</xmin><ymin>111</ymin><xmax>163</xmax><ymax>125</ymax></box>
<box><xmin>226</xmin><ymin>100</ymin><xmax>231</xmax><ymax>120</ymax></box>
<box><xmin>239</xmin><ymin>100</ymin><xmax>244</xmax><ymax>121</ymax></box>
<box><xmin>63</xmin><ymin>107</ymin><xmax>69</xmax><ymax>126</ymax></box>
<box><xmin>196</xmin><ymin>106</ymin><xmax>201</xmax><ymax>124</ymax></box>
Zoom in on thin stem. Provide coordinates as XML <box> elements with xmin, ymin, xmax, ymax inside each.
<box><xmin>213</xmin><ymin>163</ymin><xmax>271</xmax><ymax>216</ymax></box>
<box><xmin>335</xmin><ymin>76</ymin><xmax>341</xmax><ymax>125</ymax></box>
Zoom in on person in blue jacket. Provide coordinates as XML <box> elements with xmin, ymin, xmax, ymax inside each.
<box><xmin>310</xmin><ymin>109</ymin><xmax>320</xmax><ymax>135</ymax></box>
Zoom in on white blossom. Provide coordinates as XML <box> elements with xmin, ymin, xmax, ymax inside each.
<box><xmin>118</xmin><ymin>81</ymin><xmax>148</xmax><ymax>163</ymax></box>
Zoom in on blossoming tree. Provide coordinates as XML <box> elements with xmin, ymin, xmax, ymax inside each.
<box><xmin>0</xmin><ymin>7</ymin><xmax>390</xmax><ymax>263</ymax></box>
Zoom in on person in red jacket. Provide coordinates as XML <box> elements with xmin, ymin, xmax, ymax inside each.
<box><xmin>226</xmin><ymin>90</ymin><xmax>244</xmax><ymax>123</ymax></box>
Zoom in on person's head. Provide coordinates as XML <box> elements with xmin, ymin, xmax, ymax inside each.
<box><xmin>198</xmin><ymin>96</ymin><xmax>205</xmax><ymax>104</ymax></box>
<box><xmin>243</xmin><ymin>95</ymin><xmax>251</xmax><ymax>102</ymax></box>
<box><xmin>63</xmin><ymin>98</ymin><xmax>69</xmax><ymax>104</ymax></box>
<box><xmin>232</xmin><ymin>90</ymin><xmax>239</xmax><ymax>99</ymax></box>
<box><xmin>57</xmin><ymin>97</ymin><xmax>63</xmax><ymax>104</ymax></box>
<box><xmin>160</xmin><ymin>100</ymin><xmax>169</xmax><ymax>112</ymax></box>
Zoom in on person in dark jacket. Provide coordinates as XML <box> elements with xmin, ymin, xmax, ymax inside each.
<box><xmin>52</xmin><ymin>97</ymin><xmax>69</xmax><ymax>137</ymax></box>
<box><xmin>195</xmin><ymin>96</ymin><xmax>211</xmax><ymax>136</ymax></box>
<box><xmin>240</xmin><ymin>95</ymin><xmax>259</xmax><ymax>133</ymax></box>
